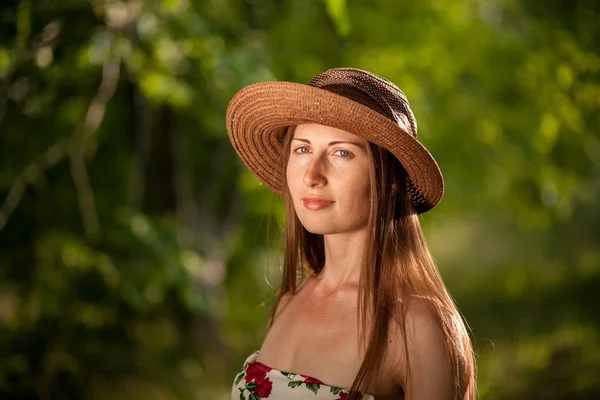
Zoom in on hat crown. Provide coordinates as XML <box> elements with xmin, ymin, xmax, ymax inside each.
<box><xmin>308</xmin><ymin>68</ymin><xmax>417</xmax><ymax>138</ymax></box>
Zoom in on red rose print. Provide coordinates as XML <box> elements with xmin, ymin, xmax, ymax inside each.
<box><xmin>302</xmin><ymin>375</ymin><xmax>323</xmax><ymax>385</ymax></box>
<box><xmin>245</xmin><ymin>363</ymin><xmax>269</xmax><ymax>383</ymax></box>
<box><xmin>254</xmin><ymin>362</ymin><xmax>272</xmax><ymax>373</ymax></box>
<box><xmin>255</xmin><ymin>377</ymin><xmax>273</xmax><ymax>398</ymax></box>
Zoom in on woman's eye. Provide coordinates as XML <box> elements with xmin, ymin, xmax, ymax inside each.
<box><xmin>294</xmin><ymin>146</ymin><xmax>310</xmax><ymax>154</ymax></box>
<box><xmin>335</xmin><ymin>149</ymin><xmax>352</xmax><ymax>158</ymax></box>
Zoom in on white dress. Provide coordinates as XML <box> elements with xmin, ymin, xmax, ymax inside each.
<box><xmin>231</xmin><ymin>351</ymin><xmax>375</xmax><ymax>400</ymax></box>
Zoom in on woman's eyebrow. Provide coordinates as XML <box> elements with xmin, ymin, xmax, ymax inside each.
<box><xmin>292</xmin><ymin>138</ymin><xmax>366</xmax><ymax>149</ymax></box>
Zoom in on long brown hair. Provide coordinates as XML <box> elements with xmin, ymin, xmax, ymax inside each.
<box><xmin>270</xmin><ymin>126</ymin><xmax>476</xmax><ymax>399</ymax></box>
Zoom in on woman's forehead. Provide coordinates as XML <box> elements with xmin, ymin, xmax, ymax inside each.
<box><xmin>293</xmin><ymin>123</ymin><xmax>368</xmax><ymax>144</ymax></box>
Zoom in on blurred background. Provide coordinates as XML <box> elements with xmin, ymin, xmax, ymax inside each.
<box><xmin>0</xmin><ymin>0</ymin><xmax>599</xmax><ymax>398</ymax></box>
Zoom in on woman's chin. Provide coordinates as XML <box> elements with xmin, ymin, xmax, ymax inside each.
<box><xmin>299</xmin><ymin>221</ymin><xmax>363</xmax><ymax>236</ymax></box>
<box><xmin>302</xmin><ymin>225</ymin><xmax>333</xmax><ymax>235</ymax></box>
<box><xmin>298</xmin><ymin>220</ymin><xmax>336</xmax><ymax>235</ymax></box>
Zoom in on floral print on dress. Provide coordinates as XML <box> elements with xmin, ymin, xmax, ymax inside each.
<box><xmin>231</xmin><ymin>351</ymin><xmax>371</xmax><ymax>400</ymax></box>
<box><xmin>236</xmin><ymin>362</ymin><xmax>274</xmax><ymax>399</ymax></box>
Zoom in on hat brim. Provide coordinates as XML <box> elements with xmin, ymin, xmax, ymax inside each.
<box><xmin>226</xmin><ymin>81</ymin><xmax>444</xmax><ymax>213</ymax></box>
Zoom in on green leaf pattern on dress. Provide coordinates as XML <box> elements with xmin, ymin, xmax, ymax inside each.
<box><xmin>232</xmin><ymin>352</ymin><xmax>369</xmax><ymax>399</ymax></box>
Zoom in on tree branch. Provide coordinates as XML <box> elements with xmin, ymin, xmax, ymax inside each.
<box><xmin>69</xmin><ymin>59</ymin><xmax>120</xmax><ymax>239</ymax></box>
<box><xmin>0</xmin><ymin>59</ymin><xmax>120</xmax><ymax>235</ymax></box>
<box><xmin>0</xmin><ymin>140</ymin><xmax>67</xmax><ymax>232</ymax></box>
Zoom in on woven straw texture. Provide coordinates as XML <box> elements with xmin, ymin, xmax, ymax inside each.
<box><xmin>226</xmin><ymin>68</ymin><xmax>444</xmax><ymax>213</ymax></box>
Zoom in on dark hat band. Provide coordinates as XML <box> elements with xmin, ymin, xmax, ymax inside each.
<box><xmin>308</xmin><ymin>68</ymin><xmax>417</xmax><ymax>138</ymax></box>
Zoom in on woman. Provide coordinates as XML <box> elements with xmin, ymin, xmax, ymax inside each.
<box><xmin>226</xmin><ymin>68</ymin><xmax>476</xmax><ymax>400</ymax></box>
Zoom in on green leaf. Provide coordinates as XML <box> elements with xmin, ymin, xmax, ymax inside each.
<box><xmin>306</xmin><ymin>383</ymin><xmax>320</xmax><ymax>394</ymax></box>
<box><xmin>330</xmin><ymin>387</ymin><xmax>342</xmax><ymax>395</ymax></box>
<box><xmin>239</xmin><ymin>389</ymin><xmax>245</xmax><ymax>400</ymax></box>
<box><xmin>288</xmin><ymin>380</ymin><xmax>303</xmax><ymax>388</ymax></box>
<box><xmin>246</xmin><ymin>381</ymin><xmax>257</xmax><ymax>391</ymax></box>
<box><xmin>249</xmin><ymin>394</ymin><xmax>258</xmax><ymax>400</ymax></box>
<box><xmin>235</xmin><ymin>371</ymin><xmax>245</xmax><ymax>385</ymax></box>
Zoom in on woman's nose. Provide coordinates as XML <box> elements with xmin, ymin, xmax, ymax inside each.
<box><xmin>302</xmin><ymin>157</ymin><xmax>327</xmax><ymax>188</ymax></box>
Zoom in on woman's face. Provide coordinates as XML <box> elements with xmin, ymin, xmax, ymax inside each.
<box><xmin>286</xmin><ymin>123</ymin><xmax>371</xmax><ymax>235</ymax></box>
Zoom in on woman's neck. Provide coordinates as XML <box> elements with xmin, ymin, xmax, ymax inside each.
<box><xmin>315</xmin><ymin>228</ymin><xmax>368</xmax><ymax>292</ymax></box>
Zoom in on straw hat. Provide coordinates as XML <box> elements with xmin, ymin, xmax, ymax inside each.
<box><xmin>225</xmin><ymin>68</ymin><xmax>444</xmax><ymax>214</ymax></box>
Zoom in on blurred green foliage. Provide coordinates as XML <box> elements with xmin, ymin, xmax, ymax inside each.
<box><xmin>0</xmin><ymin>0</ymin><xmax>599</xmax><ymax>398</ymax></box>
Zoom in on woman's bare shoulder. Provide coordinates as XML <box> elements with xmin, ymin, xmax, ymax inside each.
<box><xmin>271</xmin><ymin>275</ymin><xmax>312</xmax><ymax>322</ymax></box>
<box><xmin>387</xmin><ymin>295</ymin><xmax>438</xmax><ymax>330</ymax></box>
<box><xmin>387</xmin><ymin>296</ymin><xmax>453</xmax><ymax>399</ymax></box>
<box><xmin>273</xmin><ymin>292</ymin><xmax>293</xmax><ymax>318</ymax></box>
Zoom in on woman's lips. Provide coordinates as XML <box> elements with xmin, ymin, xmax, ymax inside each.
<box><xmin>301</xmin><ymin>197</ymin><xmax>335</xmax><ymax>211</ymax></box>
